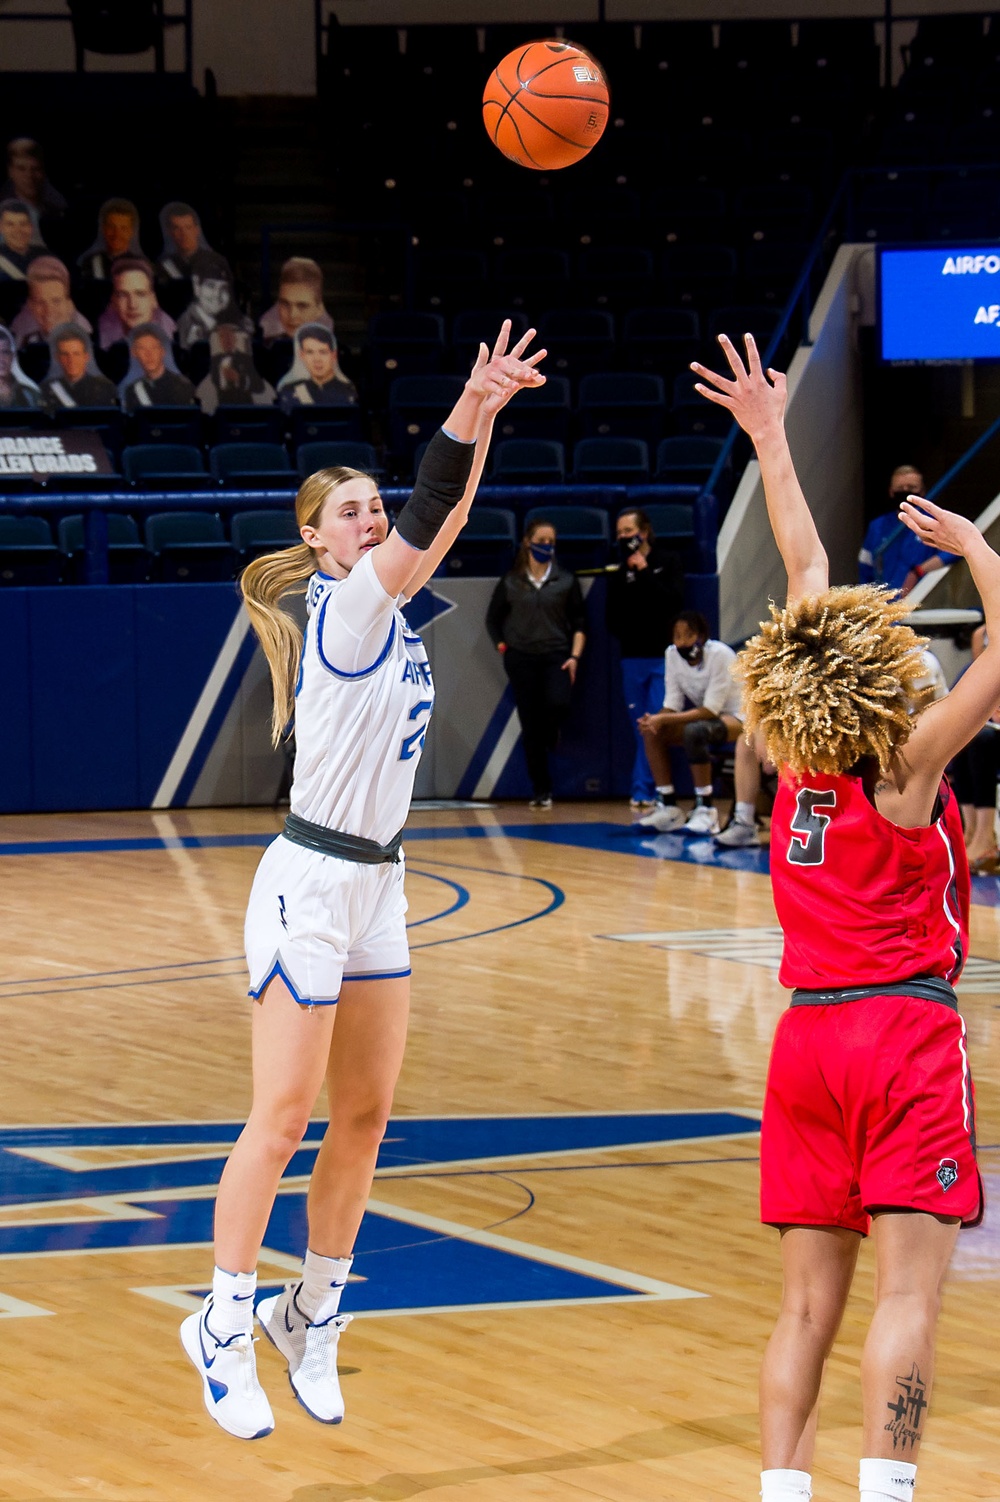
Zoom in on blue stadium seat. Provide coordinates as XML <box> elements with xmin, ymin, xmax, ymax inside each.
<box><xmin>655</xmin><ymin>436</ymin><xmax>725</xmax><ymax>486</ymax></box>
<box><xmin>230</xmin><ymin>510</ymin><xmax>301</xmax><ymax>567</ymax></box>
<box><xmin>638</xmin><ymin>502</ymin><xmax>696</xmax><ymax>540</ymax></box>
<box><xmin>706</xmin><ymin>305</ymin><xmax>782</xmax><ymax>350</ymax></box>
<box><xmin>209</xmin><ymin>442</ymin><xmax>295</xmax><ymax>490</ymax></box>
<box><xmin>662</xmin><ymin>243</ymin><xmax>739</xmax><ymax>307</ymax></box>
<box><xmin>577</xmin><ymin>373</ymin><xmax>665</xmax><ymax>447</ymax></box>
<box><xmin>388</xmin><ymin>375</ymin><xmax>465</xmax><ymax>458</ymax></box>
<box><xmin>368</xmin><ymin>311</ymin><xmax>446</xmax><ymax>395</ymax></box>
<box><xmin>123</xmin><ymin>444</ymin><xmax>210</xmax><ymax>490</ymax></box>
<box><xmin>621</xmin><ymin>307</ymin><xmax>700</xmax><ymax>379</ymax></box>
<box><xmin>130</xmin><ymin>407</ymin><xmax>204</xmax><ymax>447</ymax></box>
<box><xmin>52</xmin><ymin>406</ymin><xmax>127</xmax><ymax>462</ymax></box>
<box><xmin>523</xmin><ymin>505</ymin><xmax>610</xmax><ymax>570</ymax></box>
<box><xmin>145</xmin><ymin>512</ymin><xmax>236</xmax><ymax>582</ymax></box>
<box><xmin>58</xmin><ymin>513</ymin><xmax>147</xmax><ymax>584</ymax></box>
<box><xmin>572</xmin><ymin>437</ymin><xmax>650</xmax><ymax>485</ymax></box>
<box><xmin>288</xmin><ymin>405</ymin><xmax>363</xmax><ymax>447</ymax></box>
<box><xmin>415</xmin><ymin>248</ymin><xmax>488</xmax><ymax>312</ymax></box>
<box><xmin>451</xmin><ymin>310</ymin><xmax>530</xmax><ymax>373</ymax></box>
<box><xmin>491</xmin><ymin>375</ymin><xmax>572</xmax><ymax>445</ymax></box>
<box><xmin>537</xmin><ymin>310</ymin><xmax>616</xmax><ymax>378</ymax></box>
<box><xmin>297</xmin><ymin>441</ymin><xmax>380</xmax><ymax>479</ymax></box>
<box><xmin>0</xmin><ymin>516</ymin><xmax>61</xmax><ymax>586</ymax></box>
<box><xmin>577</xmin><ymin>246</ymin><xmax>654</xmax><ymax>309</ymax></box>
<box><xmin>212</xmin><ymin>407</ymin><xmax>288</xmax><ymax>446</ymax></box>
<box><xmin>495</xmin><ymin>248</ymin><xmax>570</xmax><ymax>310</ymax></box>
<box><xmin>441</xmin><ymin>506</ymin><xmax>517</xmax><ymax>577</ymax></box>
<box><xmin>491</xmin><ymin>439</ymin><xmax>566</xmax><ymax>485</ymax></box>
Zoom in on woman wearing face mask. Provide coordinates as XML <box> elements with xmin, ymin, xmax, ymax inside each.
<box><xmin>486</xmin><ymin>519</ymin><xmax>587</xmax><ymax>808</ymax></box>
<box><xmin>606</xmin><ymin>508</ymin><xmax>686</xmax><ymax>811</ymax></box>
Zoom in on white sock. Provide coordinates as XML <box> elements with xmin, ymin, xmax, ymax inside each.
<box><xmin>735</xmin><ymin>800</ymin><xmax>756</xmax><ymax>825</ymax></box>
<box><xmin>694</xmin><ymin>784</ymin><xmax>713</xmax><ymax>802</ymax></box>
<box><xmin>760</xmin><ymin>1469</ymin><xmax>812</xmax><ymax>1500</ymax></box>
<box><xmin>859</xmin><ymin>1457</ymin><xmax>917</xmax><ymax>1500</ymax></box>
<box><xmin>297</xmin><ymin>1249</ymin><xmax>353</xmax><ymax>1323</ymax></box>
<box><xmin>209</xmin><ymin>1265</ymin><xmax>256</xmax><ymax>1337</ymax></box>
<box><xmin>656</xmin><ymin>784</ymin><xmax>675</xmax><ymax>803</ymax></box>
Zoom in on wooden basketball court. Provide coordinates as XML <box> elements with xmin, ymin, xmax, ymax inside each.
<box><xmin>0</xmin><ymin>801</ymin><xmax>997</xmax><ymax>1501</ymax></box>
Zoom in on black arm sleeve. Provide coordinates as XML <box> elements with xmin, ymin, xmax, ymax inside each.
<box><xmin>486</xmin><ymin>575</ymin><xmax>510</xmax><ymax>645</ymax></box>
<box><xmin>394</xmin><ymin>428</ymin><xmax>476</xmax><ymax>551</ymax></box>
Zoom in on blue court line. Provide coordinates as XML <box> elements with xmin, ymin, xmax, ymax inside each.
<box><xmin>405</xmin><ymin>869</ymin><xmax>469</xmax><ymax>928</ymax></box>
<box><xmin>4</xmin><ymin>821</ymin><xmax>997</xmax><ymax>908</ymax></box>
<box><xmin>406</xmin><ymin>857</ymin><xmax>564</xmax><ymax>949</ymax></box>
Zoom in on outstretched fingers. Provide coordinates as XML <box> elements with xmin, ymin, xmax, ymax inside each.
<box><xmin>716</xmin><ymin>332</ymin><xmax>750</xmax><ymax>381</ymax></box>
<box><xmin>491</xmin><ymin>320</ymin><xmax>512</xmax><ymax>359</ymax></box>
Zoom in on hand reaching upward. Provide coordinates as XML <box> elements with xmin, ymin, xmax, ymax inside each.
<box><xmin>467</xmin><ymin>319</ymin><xmax>546</xmax><ymax>417</ymax></box>
<box><xmin>691</xmin><ymin>332</ymin><xmax>787</xmax><ymax>444</ymax></box>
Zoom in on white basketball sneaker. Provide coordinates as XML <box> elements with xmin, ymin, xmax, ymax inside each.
<box><xmin>682</xmin><ymin>804</ymin><xmax>720</xmax><ymax>836</ymax></box>
<box><xmin>636</xmin><ymin>802</ymin><xmax>686</xmax><ymax>832</ymax></box>
<box><xmin>714</xmin><ymin>819</ymin><xmax>761</xmax><ymax>848</ymax></box>
<box><xmin>257</xmin><ymin>1284</ymin><xmax>353</xmax><ymax>1425</ymax></box>
<box><xmin>180</xmin><ymin>1297</ymin><xmax>274</xmax><ymax>1440</ymax></box>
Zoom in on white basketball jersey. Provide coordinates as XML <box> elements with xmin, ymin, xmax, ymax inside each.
<box><xmin>290</xmin><ymin>552</ymin><xmax>434</xmax><ymax>845</ymax></box>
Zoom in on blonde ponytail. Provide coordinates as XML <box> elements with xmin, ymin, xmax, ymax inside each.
<box><xmin>239</xmin><ymin>465</ymin><xmax>373</xmax><ymax>745</ymax></box>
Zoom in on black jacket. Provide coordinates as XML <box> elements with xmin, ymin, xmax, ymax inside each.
<box><xmin>487</xmin><ymin>562</ymin><xmax>587</xmax><ymax>656</ymax></box>
<box><xmin>605</xmin><ymin>540</ymin><xmax>684</xmax><ymax>657</ymax></box>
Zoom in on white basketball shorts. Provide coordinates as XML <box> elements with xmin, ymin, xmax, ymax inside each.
<box><xmin>244</xmin><ymin>835</ymin><xmax>410</xmax><ymax>1006</ymax></box>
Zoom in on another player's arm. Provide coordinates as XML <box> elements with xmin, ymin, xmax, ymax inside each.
<box><xmin>375</xmin><ymin>323</ymin><xmax>546</xmax><ymax>601</ymax></box>
<box><xmin>896</xmin><ymin>497</ymin><xmax>1000</xmax><ymax>785</ymax></box>
<box><xmin>691</xmin><ymin>333</ymin><xmax>828</xmax><ymax>602</ymax></box>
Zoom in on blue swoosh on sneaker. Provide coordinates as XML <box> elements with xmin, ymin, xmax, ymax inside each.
<box><xmin>207</xmin><ymin>1376</ymin><xmax>229</xmax><ymax>1404</ymax></box>
<box><xmin>198</xmin><ymin>1318</ymin><xmax>217</xmax><ymax>1369</ymax></box>
<box><xmin>233</xmin><ymin>1293</ymin><xmax>254</xmax><ymax>1300</ymax></box>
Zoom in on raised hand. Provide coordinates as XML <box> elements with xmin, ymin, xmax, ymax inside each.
<box><xmin>691</xmin><ymin>332</ymin><xmax>787</xmax><ymax>444</ymax></box>
<box><xmin>898</xmin><ymin>495</ymin><xmax>981</xmax><ymax>559</ymax></box>
<box><xmin>467</xmin><ymin>320</ymin><xmax>546</xmax><ymax>415</ymax></box>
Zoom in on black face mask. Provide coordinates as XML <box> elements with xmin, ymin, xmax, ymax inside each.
<box><xmin>677</xmin><ymin>641</ymin><xmax>704</xmax><ymax>665</ymax></box>
<box><xmin>618</xmin><ymin>534</ymin><xmax>643</xmax><ymax>561</ymax></box>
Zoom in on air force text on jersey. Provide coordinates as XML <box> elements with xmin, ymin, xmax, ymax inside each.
<box><xmin>880</xmin><ymin>245</ymin><xmax>1000</xmax><ymax>361</ymax></box>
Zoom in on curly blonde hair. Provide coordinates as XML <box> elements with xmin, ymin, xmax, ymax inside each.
<box><xmin>737</xmin><ymin>584</ymin><xmax>932</xmax><ymax>776</ymax></box>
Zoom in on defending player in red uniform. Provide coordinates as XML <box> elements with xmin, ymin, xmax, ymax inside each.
<box><xmin>693</xmin><ymin>333</ymin><xmax>996</xmax><ymax>1502</ymax></box>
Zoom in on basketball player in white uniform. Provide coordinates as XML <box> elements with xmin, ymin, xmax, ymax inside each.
<box><xmin>180</xmin><ymin>323</ymin><xmax>546</xmax><ymax>1439</ymax></box>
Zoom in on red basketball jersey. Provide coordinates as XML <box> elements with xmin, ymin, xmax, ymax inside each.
<box><xmin>770</xmin><ymin>770</ymin><xmax>969</xmax><ymax>991</ymax></box>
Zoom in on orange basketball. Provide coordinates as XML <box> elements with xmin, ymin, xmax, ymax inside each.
<box><xmin>482</xmin><ymin>39</ymin><xmax>610</xmax><ymax>171</ymax></box>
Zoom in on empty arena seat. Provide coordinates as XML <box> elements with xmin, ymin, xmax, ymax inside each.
<box><xmin>388</xmin><ymin>374</ymin><xmax>466</xmax><ymax>457</ymax></box>
<box><xmin>577</xmin><ymin>373</ymin><xmax>666</xmax><ymax>446</ymax></box>
<box><xmin>0</xmin><ymin>516</ymin><xmax>61</xmax><ymax>586</ymax></box>
<box><xmin>494</xmin><ymin>248</ymin><xmax>570</xmax><ymax>310</ymax></box>
<box><xmin>212</xmin><ymin>407</ymin><xmax>288</xmax><ymax>446</ymax></box>
<box><xmin>537</xmin><ymin>310</ymin><xmax>616</xmax><ymax>378</ymax></box>
<box><xmin>662</xmin><ymin>243</ymin><xmax>739</xmax><ymax>307</ymax></box>
<box><xmin>638</xmin><ymin>501</ymin><xmax>696</xmax><ymax>540</ymax></box>
<box><xmin>572</xmin><ymin>437</ymin><xmax>650</xmax><ymax>485</ymax></box>
<box><xmin>130</xmin><ymin>407</ymin><xmax>204</xmax><ymax>447</ymax></box>
<box><xmin>523</xmin><ymin>504</ymin><xmax>610</xmax><ymax>570</ymax></box>
<box><xmin>655</xmin><ymin>436</ymin><xmax>725</xmax><ymax>485</ymax></box>
<box><xmin>58</xmin><ymin>512</ymin><xmax>147</xmax><ymax>583</ymax></box>
<box><xmin>209</xmin><ymin>442</ymin><xmax>295</xmax><ymax>490</ymax></box>
<box><xmin>491</xmin><ymin>439</ymin><xmax>566</xmax><ymax>485</ymax></box>
<box><xmin>145</xmin><ymin>511</ymin><xmax>235</xmax><ymax>582</ymax></box>
<box><xmin>576</xmin><ymin>246</ymin><xmax>654</xmax><ymax>309</ymax></box>
<box><xmin>620</xmin><ymin>307</ymin><xmax>700</xmax><ymax>379</ymax></box>
<box><xmin>441</xmin><ymin>506</ymin><xmax>517</xmax><ymax>576</ymax></box>
<box><xmin>288</xmin><ymin>405</ymin><xmax>364</xmax><ymax>446</ymax></box>
<box><xmin>368</xmin><ymin>311</ymin><xmax>446</xmax><ymax>395</ymax></box>
<box><xmin>414</xmin><ymin>247</ymin><xmax>488</xmax><ymax>311</ymax></box>
<box><xmin>230</xmin><ymin>509</ymin><xmax>301</xmax><ymax>567</ymax></box>
<box><xmin>297</xmin><ymin>441</ymin><xmax>380</xmax><ymax>479</ymax></box>
<box><xmin>123</xmin><ymin>444</ymin><xmax>210</xmax><ymax>490</ymax></box>
<box><xmin>491</xmin><ymin>374</ymin><xmax>571</xmax><ymax>445</ymax></box>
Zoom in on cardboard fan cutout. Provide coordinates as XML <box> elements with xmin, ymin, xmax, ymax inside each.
<box><xmin>196</xmin><ymin>324</ymin><xmax>275</xmax><ymax>415</ymax></box>
<box><xmin>259</xmin><ymin>256</ymin><xmax>334</xmax><ymax>345</ymax></box>
<box><xmin>277</xmin><ymin>322</ymin><xmax>358</xmax><ymax>410</ymax></box>
<box><xmin>42</xmin><ymin>322</ymin><xmax>117</xmax><ymax>410</ymax></box>
<box><xmin>0</xmin><ymin>323</ymin><xmax>41</xmax><ymax>407</ymax></box>
<box><xmin>175</xmin><ymin>250</ymin><xmax>251</xmax><ymax>351</ymax></box>
<box><xmin>77</xmin><ymin>197</ymin><xmax>144</xmax><ymax>283</ymax></box>
<box><xmin>98</xmin><ymin>256</ymin><xmax>176</xmax><ymax>350</ymax></box>
<box><xmin>119</xmin><ymin>322</ymin><xmax>195</xmax><ymax>411</ymax></box>
<box><xmin>11</xmin><ymin>257</ymin><xmax>91</xmax><ymax>348</ymax></box>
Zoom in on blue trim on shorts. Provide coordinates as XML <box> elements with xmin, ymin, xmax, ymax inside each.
<box><xmin>315</xmin><ymin>596</ymin><xmax>396</xmax><ymax>679</ymax></box>
<box><xmin>342</xmin><ymin>968</ymin><xmax>412</xmax><ymax>983</ymax></box>
<box><xmin>248</xmin><ymin>958</ymin><xmax>340</xmax><ymax>1007</ymax></box>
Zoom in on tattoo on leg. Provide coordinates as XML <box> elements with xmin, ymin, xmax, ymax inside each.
<box><xmin>884</xmin><ymin>1364</ymin><xmax>928</xmax><ymax>1451</ymax></box>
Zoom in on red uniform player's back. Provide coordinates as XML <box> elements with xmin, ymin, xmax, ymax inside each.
<box><xmin>770</xmin><ymin>768</ymin><xmax>969</xmax><ymax>992</ymax></box>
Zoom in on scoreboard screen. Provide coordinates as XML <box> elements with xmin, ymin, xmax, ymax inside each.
<box><xmin>878</xmin><ymin>245</ymin><xmax>1000</xmax><ymax>361</ymax></box>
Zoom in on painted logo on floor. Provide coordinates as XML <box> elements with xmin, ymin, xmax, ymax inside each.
<box><xmin>0</xmin><ymin>1112</ymin><xmax>759</xmax><ymax>1317</ymax></box>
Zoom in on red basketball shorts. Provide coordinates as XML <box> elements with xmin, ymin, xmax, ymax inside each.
<box><xmin>760</xmin><ymin>993</ymin><xmax>983</xmax><ymax>1234</ymax></box>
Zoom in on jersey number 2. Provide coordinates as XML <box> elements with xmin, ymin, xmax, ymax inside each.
<box><xmin>787</xmin><ymin>787</ymin><xmax>836</xmax><ymax>865</ymax></box>
<box><xmin>400</xmin><ymin>700</ymin><xmax>433</xmax><ymax>761</ymax></box>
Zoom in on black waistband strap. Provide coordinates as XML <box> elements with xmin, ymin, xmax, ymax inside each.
<box><xmin>790</xmin><ymin>976</ymin><xmax>958</xmax><ymax>1011</ymax></box>
<box><xmin>283</xmin><ymin>811</ymin><xmax>403</xmax><ymax>864</ymax></box>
